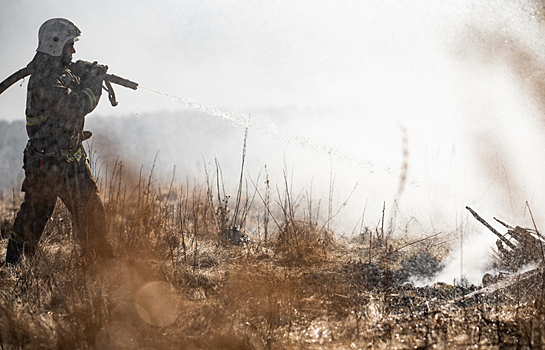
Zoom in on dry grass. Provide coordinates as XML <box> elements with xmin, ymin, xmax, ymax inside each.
<box><xmin>0</xmin><ymin>160</ymin><xmax>544</xmax><ymax>349</ymax></box>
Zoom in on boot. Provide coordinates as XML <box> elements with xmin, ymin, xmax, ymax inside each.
<box><xmin>5</xmin><ymin>239</ymin><xmax>23</xmax><ymax>265</ymax></box>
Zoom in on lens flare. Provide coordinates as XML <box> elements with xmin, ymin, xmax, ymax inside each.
<box><xmin>135</xmin><ymin>281</ymin><xmax>178</xmax><ymax>327</ymax></box>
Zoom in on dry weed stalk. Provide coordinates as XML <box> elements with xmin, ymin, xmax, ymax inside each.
<box><xmin>1</xmin><ymin>138</ymin><xmax>545</xmax><ymax>348</ymax></box>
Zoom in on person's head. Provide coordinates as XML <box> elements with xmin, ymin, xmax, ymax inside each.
<box><xmin>36</xmin><ymin>18</ymin><xmax>81</xmax><ymax>66</ymax></box>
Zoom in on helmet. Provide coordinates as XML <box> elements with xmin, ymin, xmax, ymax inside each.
<box><xmin>36</xmin><ymin>18</ymin><xmax>81</xmax><ymax>57</ymax></box>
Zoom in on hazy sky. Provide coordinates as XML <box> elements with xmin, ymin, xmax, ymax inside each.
<box><xmin>1</xmin><ymin>0</ymin><xmax>432</xmax><ymax>119</ymax></box>
<box><xmin>0</xmin><ymin>0</ymin><xmax>486</xmax><ymax>119</ymax></box>
<box><xmin>2</xmin><ymin>0</ymin><xmax>545</xmax><ymax>282</ymax></box>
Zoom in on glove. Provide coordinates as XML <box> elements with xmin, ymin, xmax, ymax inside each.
<box><xmin>87</xmin><ymin>61</ymin><xmax>108</xmax><ymax>96</ymax></box>
<box><xmin>72</xmin><ymin>60</ymin><xmax>108</xmax><ymax>83</ymax></box>
<box><xmin>88</xmin><ymin>61</ymin><xmax>109</xmax><ymax>79</ymax></box>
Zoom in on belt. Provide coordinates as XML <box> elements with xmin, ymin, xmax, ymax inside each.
<box><xmin>26</xmin><ymin>140</ymin><xmax>85</xmax><ymax>163</ymax></box>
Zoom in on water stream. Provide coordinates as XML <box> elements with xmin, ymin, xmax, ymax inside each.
<box><xmin>141</xmin><ymin>86</ymin><xmax>380</xmax><ymax>173</ymax></box>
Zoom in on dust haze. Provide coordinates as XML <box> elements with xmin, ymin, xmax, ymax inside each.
<box><xmin>2</xmin><ymin>1</ymin><xmax>545</xmax><ymax>284</ymax></box>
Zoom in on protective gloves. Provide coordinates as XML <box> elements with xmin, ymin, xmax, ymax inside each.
<box><xmin>86</xmin><ymin>61</ymin><xmax>108</xmax><ymax>97</ymax></box>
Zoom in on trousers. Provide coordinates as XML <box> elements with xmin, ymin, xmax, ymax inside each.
<box><xmin>5</xmin><ymin>149</ymin><xmax>113</xmax><ymax>263</ymax></box>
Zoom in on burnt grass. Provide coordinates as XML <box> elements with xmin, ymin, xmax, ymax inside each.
<box><xmin>0</xmin><ymin>170</ymin><xmax>544</xmax><ymax>350</ymax></box>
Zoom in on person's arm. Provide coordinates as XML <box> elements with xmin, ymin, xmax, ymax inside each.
<box><xmin>37</xmin><ymin>68</ymin><xmax>106</xmax><ymax>119</ymax></box>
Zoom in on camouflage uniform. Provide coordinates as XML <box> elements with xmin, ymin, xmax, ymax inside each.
<box><xmin>5</xmin><ymin>54</ymin><xmax>113</xmax><ymax>264</ymax></box>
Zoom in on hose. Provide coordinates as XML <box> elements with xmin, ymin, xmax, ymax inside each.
<box><xmin>0</xmin><ymin>66</ymin><xmax>31</xmax><ymax>96</ymax></box>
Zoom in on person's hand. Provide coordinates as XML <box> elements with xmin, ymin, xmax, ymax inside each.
<box><xmin>87</xmin><ymin>62</ymin><xmax>108</xmax><ymax>96</ymax></box>
<box><xmin>88</xmin><ymin>61</ymin><xmax>109</xmax><ymax>80</ymax></box>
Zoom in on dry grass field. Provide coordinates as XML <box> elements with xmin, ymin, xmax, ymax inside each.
<box><xmin>0</xmin><ymin>158</ymin><xmax>543</xmax><ymax>350</ymax></box>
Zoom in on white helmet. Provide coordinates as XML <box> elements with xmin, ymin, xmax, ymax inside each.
<box><xmin>37</xmin><ymin>18</ymin><xmax>81</xmax><ymax>57</ymax></box>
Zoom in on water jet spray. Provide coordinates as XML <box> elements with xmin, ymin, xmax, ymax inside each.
<box><xmin>140</xmin><ymin>86</ymin><xmax>383</xmax><ymax>174</ymax></box>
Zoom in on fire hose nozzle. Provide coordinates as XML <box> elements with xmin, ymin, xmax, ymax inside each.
<box><xmin>105</xmin><ymin>74</ymin><xmax>138</xmax><ymax>90</ymax></box>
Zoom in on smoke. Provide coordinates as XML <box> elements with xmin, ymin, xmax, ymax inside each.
<box><xmin>3</xmin><ymin>0</ymin><xmax>545</xmax><ymax>283</ymax></box>
<box><xmin>426</xmin><ymin>228</ymin><xmax>498</xmax><ymax>286</ymax></box>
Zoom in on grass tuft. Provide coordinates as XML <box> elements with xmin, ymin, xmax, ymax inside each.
<box><xmin>0</xmin><ymin>155</ymin><xmax>544</xmax><ymax>349</ymax></box>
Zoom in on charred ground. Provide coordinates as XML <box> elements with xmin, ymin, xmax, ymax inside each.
<box><xmin>0</xmin><ymin>160</ymin><xmax>543</xmax><ymax>350</ymax></box>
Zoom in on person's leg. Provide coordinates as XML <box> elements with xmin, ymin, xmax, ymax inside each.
<box><xmin>5</xmin><ymin>175</ymin><xmax>57</xmax><ymax>264</ymax></box>
<box><xmin>60</xmin><ymin>161</ymin><xmax>113</xmax><ymax>259</ymax></box>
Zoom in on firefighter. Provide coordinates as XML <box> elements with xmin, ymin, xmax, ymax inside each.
<box><xmin>4</xmin><ymin>18</ymin><xmax>114</xmax><ymax>265</ymax></box>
